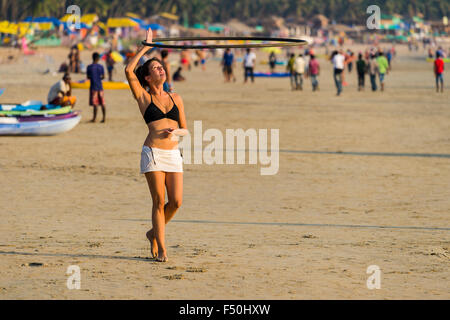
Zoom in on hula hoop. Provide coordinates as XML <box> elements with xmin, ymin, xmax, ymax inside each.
<box><xmin>142</xmin><ymin>37</ymin><xmax>308</xmax><ymax>49</ymax></box>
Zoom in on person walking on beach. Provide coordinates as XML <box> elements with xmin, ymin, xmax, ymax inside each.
<box><xmin>47</xmin><ymin>73</ymin><xmax>76</xmax><ymax>107</ymax></box>
<box><xmin>196</xmin><ymin>49</ymin><xmax>207</xmax><ymax>71</ymax></box>
<box><xmin>347</xmin><ymin>50</ymin><xmax>354</xmax><ymax>73</ymax></box>
<box><xmin>293</xmin><ymin>53</ymin><xmax>306</xmax><ymax>90</ymax></box>
<box><xmin>287</xmin><ymin>53</ymin><xmax>296</xmax><ymax>90</ymax></box>
<box><xmin>269</xmin><ymin>51</ymin><xmax>277</xmax><ymax>73</ymax></box>
<box><xmin>87</xmin><ymin>52</ymin><xmax>106</xmax><ymax>122</ymax></box>
<box><xmin>356</xmin><ymin>53</ymin><xmax>367</xmax><ymax>91</ymax></box>
<box><xmin>331</xmin><ymin>50</ymin><xmax>345</xmax><ymax>96</ymax></box>
<box><xmin>368</xmin><ymin>54</ymin><xmax>379</xmax><ymax>91</ymax></box>
<box><xmin>376</xmin><ymin>52</ymin><xmax>389</xmax><ymax>92</ymax></box>
<box><xmin>434</xmin><ymin>52</ymin><xmax>445</xmax><ymax>93</ymax></box>
<box><xmin>386</xmin><ymin>49</ymin><xmax>393</xmax><ymax>70</ymax></box>
<box><xmin>308</xmin><ymin>54</ymin><xmax>320</xmax><ymax>91</ymax></box>
<box><xmin>222</xmin><ymin>48</ymin><xmax>235</xmax><ymax>83</ymax></box>
<box><xmin>105</xmin><ymin>49</ymin><xmax>115</xmax><ymax>82</ymax></box>
<box><xmin>243</xmin><ymin>48</ymin><xmax>256</xmax><ymax>83</ymax></box>
<box><xmin>125</xmin><ymin>28</ymin><xmax>188</xmax><ymax>262</ymax></box>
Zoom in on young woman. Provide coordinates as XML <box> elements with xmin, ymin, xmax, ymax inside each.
<box><xmin>125</xmin><ymin>28</ymin><xmax>188</xmax><ymax>262</ymax></box>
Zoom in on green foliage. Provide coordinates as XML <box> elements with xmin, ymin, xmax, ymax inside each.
<box><xmin>1</xmin><ymin>0</ymin><xmax>449</xmax><ymax>24</ymax></box>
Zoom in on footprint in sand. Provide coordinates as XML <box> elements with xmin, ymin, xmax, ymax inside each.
<box><xmin>193</xmin><ymin>248</ymin><xmax>207</xmax><ymax>255</ymax></box>
<box><xmin>166</xmin><ymin>266</ymin><xmax>184</xmax><ymax>270</ymax></box>
<box><xmin>163</xmin><ymin>274</ymin><xmax>184</xmax><ymax>280</ymax></box>
<box><xmin>28</xmin><ymin>262</ymin><xmax>44</xmax><ymax>267</ymax></box>
<box><xmin>186</xmin><ymin>267</ymin><xmax>207</xmax><ymax>273</ymax></box>
<box><xmin>430</xmin><ymin>247</ymin><xmax>449</xmax><ymax>259</ymax></box>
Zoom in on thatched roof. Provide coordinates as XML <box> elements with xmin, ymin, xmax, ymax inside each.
<box><xmin>225</xmin><ymin>18</ymin><xmax>255</xmax><ymax>34</ymax></box>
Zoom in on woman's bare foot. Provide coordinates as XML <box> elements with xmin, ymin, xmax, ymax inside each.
<box><xmin>156</xmin><ymin>251</ymin><xmax>168</xmax><ymax>262</ymax></box>
<box><xmin>146</xmin><ymin>230</ymin><xmax>158</xmax><ymax>258</ymax></box>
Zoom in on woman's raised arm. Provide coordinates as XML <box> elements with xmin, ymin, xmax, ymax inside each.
<box><xmin>125</xmin><ymin>28</ymin><xmax>153</xmax><ymax>101</ymax></box>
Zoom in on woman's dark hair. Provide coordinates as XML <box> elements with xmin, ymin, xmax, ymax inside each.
<box><xmin>135</xmin><ymin>57</ymin><xmax>163</xmax><ymax>88</ymax></box>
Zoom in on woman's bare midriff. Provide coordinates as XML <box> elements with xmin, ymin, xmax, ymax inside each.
<box><xmin>143</xmin><ymin>118</ymin><xmax>180</xmax><ymax>150</ymax></box>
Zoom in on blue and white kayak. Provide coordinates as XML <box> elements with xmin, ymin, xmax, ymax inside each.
<box><xmin>0</xmin><ymin>114</ymin><xmax>81</xmax><ymax>136</ymax></box>
<box><xmin>0</xmin><ymin>103</ymin><xmax>61</xmax><ymax>112</ymax></box>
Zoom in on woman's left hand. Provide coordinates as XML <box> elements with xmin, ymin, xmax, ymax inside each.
<box><xmin>163</xmin><ymin>127</ymin><xmax>174</xmax><ymax>135</ymax></box>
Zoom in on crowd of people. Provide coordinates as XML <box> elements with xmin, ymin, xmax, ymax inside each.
<box><xmin>214</xmin><ymin>44</ymin><xmax>423</xmax><ymax>96</ymax></box>
<box><xmin>329</xmin><ymin>47</ymin><xmax>394</xmax><ymax>95</ymax></box>
<box><xmin>45</xmin><ymin>40</ymin><xmax>445</xmax><ymax>127</ymax></box>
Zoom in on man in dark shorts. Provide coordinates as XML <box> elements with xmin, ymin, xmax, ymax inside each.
<box><xmin>222</xmin><ymin>48</ymin><xmax>235</xmax><ymax>82</ymax></box>
<box><xmin>87</xmin><ymin>52</ymin><xmax>106</xmax><ymax>123</ymax></box>
<box><xmin>356</xmin><ymin>53</ymin><xmax>367</xmax><ymax>91</ymax></box>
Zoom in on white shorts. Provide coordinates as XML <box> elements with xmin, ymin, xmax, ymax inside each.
<box><xmin>140</xmin><ymin>146</ymin><xmax>183</xmax><ymax>174</ymax></box>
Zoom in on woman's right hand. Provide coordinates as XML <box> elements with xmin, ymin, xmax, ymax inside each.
<box><xmin>145</xmin><ymin>28</ymin><xmax>153</xmax><ymax>44</ymax></box>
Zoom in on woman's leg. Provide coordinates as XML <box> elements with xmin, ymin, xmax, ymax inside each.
<box><xmin>146</xmin><ymin>172</ymin><xmax>183</xmax><ymax>240</ymax></box>
<box><xmin>164</xmin><ymin>172</ymin><xmax>183</xmax><ymax>224</ymax></box>
<box><xmin>145</xmin><ymin>171</ymin><xmax>167</xmax><ymax>261</ymax></box>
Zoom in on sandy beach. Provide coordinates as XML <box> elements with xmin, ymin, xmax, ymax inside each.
<box><xmin>0</xmin><ymin>44</ymin><xmax>449</xmax><ymax>299</ymax></box>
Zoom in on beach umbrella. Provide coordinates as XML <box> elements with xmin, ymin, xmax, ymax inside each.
<box><xmin>159</xmin><ymin>12</ymin><xmax>179</xmax><ymax>21</ymax></box>
<box><xmin>0</xmin><ymin>21</ymin><xmax>17</xmax><ymax>34</ymax></box>
<box><xmin>23</xmin><ymin>16</ymin><xmax>61</xmax><ymax>26</ymax></box>
<box><xmin>126</xmin><ymin>17</ymin><xmax>164</xmax><ymax>31</ymax></box>
<box><xmin>106</xmin><ymin>18</ymin><xmax>139</xmax><ymax>28</ymax></box>
<box><xmin>81</xmin><ymin>14</ymin><xmax>99</xmax><ymax>24</ymax></box>
<box><xmin>143</xmin><ymin>23</ymin><xmax>164</xmax><ymax>31</ymax></box>
<box><xmin>126</xmin><ymin>13</ymin><xmax>140</xmax><ymax>19</ymax></box>
<box><xmin>128</xmin><ymin>17</ymin><xmax>145</xmax><ymax>26</ymax></box>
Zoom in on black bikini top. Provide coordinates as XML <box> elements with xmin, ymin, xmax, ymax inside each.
<box><xmin>143</xmin><ymin>93</ymin><xmax>179</xmax><ymax>124</ymax></box>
